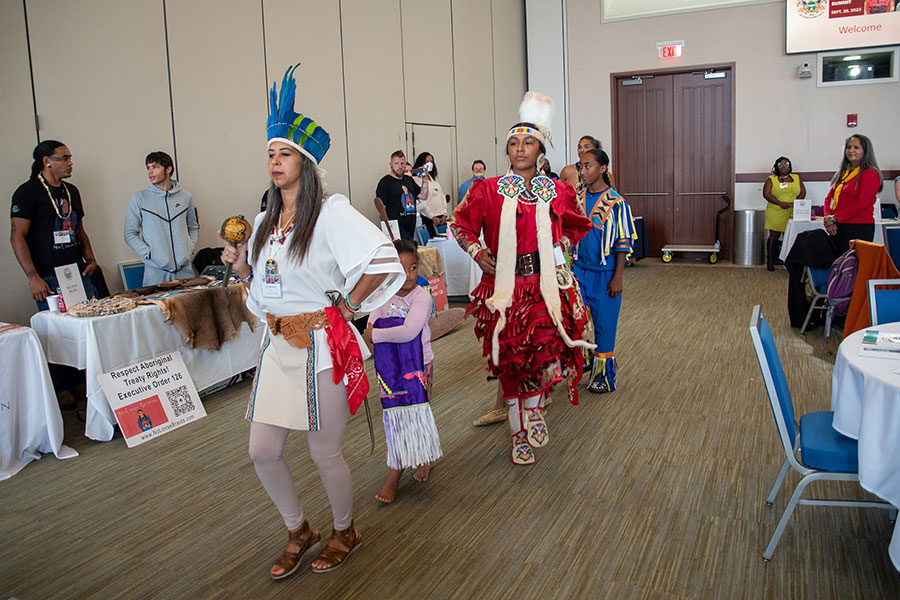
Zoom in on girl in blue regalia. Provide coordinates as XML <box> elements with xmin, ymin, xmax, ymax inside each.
<box><xmin>573</xmin><ymin>148</ymin><xmax>636</xmax><ymax>394</ymax></box>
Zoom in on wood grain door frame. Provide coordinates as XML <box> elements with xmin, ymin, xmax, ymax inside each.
<box><xmin>610</xmin><ymin>62</ymin><xmax>736</xmax><ymax>260</ymax></box>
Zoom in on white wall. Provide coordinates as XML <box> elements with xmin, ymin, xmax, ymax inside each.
<box><xmin>166</xmin><ymin>0</ymin><xmax>269</xmax><ymax>251</ymax></box>
<box><xmin>264</xmin><ymin>0</ymin><xmax>350</xmax><ymax>200</ymax></box>
<box><xmin>453</xmin><ymin>0</ymin><xmax>500</xmax><ymax>181</ymax></box>
<box><xmin>402</xmin><ymin>0</ymin><xmax>456</xmax><ymax>127</ymax></box>
<box><xmin>562</xmin><ymin>0</ymin><xmax>899</xmax><ymax>196</ymax></box>
<box><xmin>0</xmin><ymin>1</ymin><xmax>40</xmax><ymax>327</ymax></box>
<box><xmin>342</xmin><ymin>0</ymin><xmax>407</xmax><ymax>224</ymax></box>
<box><xmin>491</xmin><ymin>0</ymin><xmax>529</xmax><ymax>174</ymax></box>
<box><xmin>0</xmin><ymin>0</ymin><xmax>526</xmax><ymax>325</ymax></box>
<box><xmin>524</xmin><ymin>0</ymin><xmax>568</xmax><ymax>172</ymax></box>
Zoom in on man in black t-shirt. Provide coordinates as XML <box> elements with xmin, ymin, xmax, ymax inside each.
<box><xmin>374</xmin><ymin>150</ymin><xmax>425</xmax><ymax>241</ymax></box>
<box><xmin>10</xmin><ymin>140</ymin><xmax>101</xmax><ymax>409</ymax></box>
<box><xmin>11</xmin><ymin>141</ymin><xmax>99</xmax><ymax>308</ymax></box>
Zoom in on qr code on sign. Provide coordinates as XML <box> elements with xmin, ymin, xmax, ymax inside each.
<box><xmin>166</xmin><ymin>384</ymin><xmax>195</xmax><ymax>417</ymax></box>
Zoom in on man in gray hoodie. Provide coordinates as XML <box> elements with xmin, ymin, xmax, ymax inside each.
<box><xmin>125</xmin><ymin>151</ymin><xmax>200</xmax><ymax>285</ymax></box>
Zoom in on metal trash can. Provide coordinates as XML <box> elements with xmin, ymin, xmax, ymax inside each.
<box><xmin>733</xmin><ymin>209</ymin><xmax>765</xmax><ymax>266</ymax></box>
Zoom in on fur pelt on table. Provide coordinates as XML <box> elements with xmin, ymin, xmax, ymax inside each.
<box><xmin>144</xmin><ymin>285</ymin><xmax>255</xmax><ymax>351</ymax></box>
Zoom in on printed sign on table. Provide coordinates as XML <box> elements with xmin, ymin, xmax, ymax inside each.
<box><xmin>98</xmin><ymin>352</ymin><xmax>205</xmax><ymax>447</ymax></box>
<box><xmin>53</xmin><ymin>263</ymin><xmax>87</xmax><ymax>307</ymax></box>
<box><xmin>793</xmin><ymin>199</ymin><xmax>812</xmax><ymax>221</ymax></box>
<box><xmin>425</xmin><ymin>276</ymin><xmax>449</xmax><ymax>313</ymax></box>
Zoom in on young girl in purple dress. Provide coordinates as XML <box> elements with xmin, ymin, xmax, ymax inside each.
<box><xmin>363</xmin><ymin>239</ymin><xmax>442</xmax><ymax>503</ymax></box>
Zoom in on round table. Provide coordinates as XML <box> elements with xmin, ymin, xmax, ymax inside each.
<box><xmin>0</xmin><ymin>323</ymin><xmax>77</xmax><ymax>479</ymax></box>
<box><xmin>426</xmin><ymin>237</ymin><xmax>480</xmax><ymax>298</ymax></box>
<box><xmin>779</xmin><ymin>218</ymin><xmax>887</xmax><ymax>262</ymax></box>
<box><xmin>832</xmin><ymin>321</ymin><xmax>900</xmax><ymax>570</ymax></box>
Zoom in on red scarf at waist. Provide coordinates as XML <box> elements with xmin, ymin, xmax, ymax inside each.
<box><xmin>324</xmin><ymin>306</ymin><xmax>369</xmax><ymax>415</ymax></box>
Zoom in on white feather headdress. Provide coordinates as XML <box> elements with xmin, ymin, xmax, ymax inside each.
<box><xmin>507</xmin><ymin>91</ymin><xmax>555</xmax><ymax>148</ymax></box>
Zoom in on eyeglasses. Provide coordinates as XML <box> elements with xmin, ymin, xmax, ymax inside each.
<box><xmin>49</xmin><ymin>155</ymin><xmax>73</xmax><ymax>162</ymax></box>
<box><xmin>776</xmin><ymin>161</ymin><xmax>790</xmax><ymax>166</ymax></box>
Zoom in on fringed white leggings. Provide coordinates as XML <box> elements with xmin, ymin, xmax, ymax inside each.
<box><xmin>248</xmin><ymin>369</ymin><xmax>352</xmax><ymax>531</ymax></box>
<box><xmin>505</xmin><ymin>394</ymin><xmax>543</xmax><ymax>434</ymax></box>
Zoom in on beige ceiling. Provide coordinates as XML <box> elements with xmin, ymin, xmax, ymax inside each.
<box><xmin>602</xmin><ymin>0</ymin><xmax>779</xmax><ymax>22</ymax></box>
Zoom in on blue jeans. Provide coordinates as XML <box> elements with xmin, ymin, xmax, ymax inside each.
<box><xmin>36</xmin><ymin>273</ymin><xmax>97</xmax><ymax>311</ymax></box>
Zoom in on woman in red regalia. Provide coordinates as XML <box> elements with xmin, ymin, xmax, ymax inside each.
<box><xmin>450</xmin><ymin>92</ymin><xmax>593</xmax><ymax>465</ymax></box>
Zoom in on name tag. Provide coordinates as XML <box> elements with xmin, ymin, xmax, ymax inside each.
<box><xmin>553</xmin><ymin>244</ymin><xmax>566</xmax><ymax>267</ymax></box>
<box><xmin>262</xmin><ymin>281</ymin><xmax>282</xmax><ymax>298</ymax></box>
<box><xmin>779</xmin><ymin>182</ymin><xmax>788</xmax><ymax>189</ymax></box>
<box><xmin>54</xmin><ymin>230</ymin><xmax>72</xmax><ymax>245</ymax></box>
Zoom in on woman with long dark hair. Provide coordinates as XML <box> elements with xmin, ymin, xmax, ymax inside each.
<box><xmin>450</xmin><ymin>92</ymin><xmax>592</xmax><ymax>466</ymax></box>
<box><xmin>222</xmin><ymin>65</ymin><xmax>404</xmax><ymax>579</ymax></box>
<box><xmin>824</xmin><ymin>134</ymin><xmax>883</xmax><ymax>252</ymax></box>
<box><xmin>411</xmin><ymin>151</ymin><xmax>447</xmax><ymax>237</ymax></box>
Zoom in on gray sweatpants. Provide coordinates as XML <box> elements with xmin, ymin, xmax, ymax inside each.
<box><xmin>248</xmin><ymin>369</ymin><xmax>352</xmax><ymax>531</ymax></box>
<box><xmin>142</xmin><ymin>263</ymin><xmax>195</xmax><ymax>286</ymax></box>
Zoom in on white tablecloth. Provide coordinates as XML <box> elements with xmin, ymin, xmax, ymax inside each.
<box><xmin>31</xmin><ymin>305</ymin><xmax>264</xmax><ymax>442</ymax></box>
<box><xmin>1</xmin><ymin>323</ymin><xmax>77</xmax><ymax>479</ymax></box>
<box><xmin>779</xmin><ymin>219</ymin><xmax>888</xmax><ymax>262</ymax></box>
<box><xmin>426</xmin><ymin>237</ymin><xmax>481</xmax><ymax>298</ymax></box>
<box><xmin>832</xmin><ymin>321</ymin><xmax>900</xmax><ymax>571</ymax></box>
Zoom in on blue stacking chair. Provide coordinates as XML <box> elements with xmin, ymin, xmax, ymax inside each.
<box><xmin>884</xmin><ymin>223</ymin><xmax>900</xmax><ymax>276</ymax></box>
<box><xmin>800</xmin><ymin>266</ymin><xmax>829</xmax><ymax>334</ymax></box>
<box><xmin>118</xmin><ymin>261</ymin><xmax>145</xmax><ymax>291</ymax></box>
<box><xmin>748</xmin><ymin>305</ymin><xmax>896</xmax><ymax>561</ymax></box>
<box><xmin>867</xmin><ymin>279</ymin><xmax>900</xmax><ymax>326</ymax></box>
<box><xmin>414</xmin><ymin>215</ymin><xmax>430</xmax><ymax>246</ymax></box>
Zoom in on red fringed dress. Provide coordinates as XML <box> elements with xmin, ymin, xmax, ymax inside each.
<box><xmin>450</xmin><ymin>176</ymin><xmax>592</xmax><ymax>403</ymax></box>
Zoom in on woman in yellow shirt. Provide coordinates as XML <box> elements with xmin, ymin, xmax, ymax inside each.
<box><xmin>762</xmin><ymin>156</ymin><xmax>806</xmax><ymax>271</ymax></box>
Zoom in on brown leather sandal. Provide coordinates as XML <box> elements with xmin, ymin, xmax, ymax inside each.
<box><xmin>311</xmin><ymin>521</ymin><xmax>361</xmax><ymax>573</ymax></box>
<box><xmin>270</xmin><ymin>520</ymin><xmax>321</xmax><ymax>580</ymax></box>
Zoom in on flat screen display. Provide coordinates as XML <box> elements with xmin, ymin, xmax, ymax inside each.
<box><xmin>786</xmin><ymin>1</ymin><xmax>900</xmax><ymax>54</ymax></box>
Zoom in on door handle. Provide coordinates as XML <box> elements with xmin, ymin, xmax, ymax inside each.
<box><xmin>676</xmin><ymin>192</ymin><xmax>727</xmax><ymax>196</ymax></box>
<box><xmin>620</xmin><ymin>192</ymin><xmax>669</xmax><ymax>196</ymax></box>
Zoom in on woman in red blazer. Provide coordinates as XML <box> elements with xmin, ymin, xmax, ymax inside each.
<box><xmin>824</xmin><ymin>134</ymin><xmax>884</xmax><ymax>252</ymax></box>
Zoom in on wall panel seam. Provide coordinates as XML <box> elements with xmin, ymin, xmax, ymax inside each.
<box><xmin>163</xmin><ymin>0</ymin><xmax>179</xmax><ymax>178</ymax></box>
<box><xmin>338</xmin><ymin>0</ymin><xmax>352</xmax><ymax>203</ymax></box>
<box><xmin>22</xmin><ymin>0</ymin><xmax>39</xmax><ymax>143</ymax></box>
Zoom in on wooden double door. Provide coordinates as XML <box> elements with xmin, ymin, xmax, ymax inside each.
<box><xmin>613</xmin><ymin>67</ymin><xmax>734</xmax><ymax>258</ymax></box>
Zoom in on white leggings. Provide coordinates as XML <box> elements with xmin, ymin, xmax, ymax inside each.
<box><xmin>506</xmin><ymin>394</ymin><xmax>542</xmax><ymax>433</ymax></box>
<box><xmin>248</xmin><ymin>369</ymin><xmax>352</xmax><ymax>531</ymax></box>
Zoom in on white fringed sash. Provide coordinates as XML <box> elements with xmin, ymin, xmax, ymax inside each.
<box><xmin>383</xmin><ymin>403</ymin><xmax>442</xmax><ymax>469</ymax></box>
<box><xmin>485</xmin><ymin>192</ymin><xmax>519</xmax><ymax>365</ymax></box>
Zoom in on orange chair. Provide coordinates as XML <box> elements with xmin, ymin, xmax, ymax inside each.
<box><xmin>842</xmin><ymin>240</ymin><xmax>900</xmax><ymax>339</ymax></box>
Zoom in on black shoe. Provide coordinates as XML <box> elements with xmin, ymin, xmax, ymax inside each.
<box><xmin>588</xmin><ymin>377</ymin><xmax>611</xmax><ymax>394</ymax></box>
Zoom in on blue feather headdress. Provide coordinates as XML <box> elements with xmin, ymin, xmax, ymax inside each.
<box><xmin>267</xmin><ymin>63</ymin><xmax>331</xmax><ymax>165</ymax></box>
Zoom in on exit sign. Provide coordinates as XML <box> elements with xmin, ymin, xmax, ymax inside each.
<box><xmin>657</xmin><ymin>40</ymin><xmax>684</xmax><ymax>59</ymax></box>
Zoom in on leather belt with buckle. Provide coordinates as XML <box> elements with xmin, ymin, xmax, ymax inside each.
<box><xmin>515</xmin><ymin>251</ymin><xmax>540</xmax><ymax>276</ymax></box>
<box><xmin>266</xmin><ymin>310</ymin><xmax>328</xmax><ymax>349</ymax></box>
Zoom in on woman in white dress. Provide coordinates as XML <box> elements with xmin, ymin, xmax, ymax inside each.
<box><xmin>223</xmin><ymin>64</ymin><xmax>404</xmax><ymax>580</ymax></box>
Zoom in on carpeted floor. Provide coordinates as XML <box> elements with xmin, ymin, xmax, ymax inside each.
<box><xmin>2</xmin><ymin>263</ymin><xmax>898</xmax><ymax>599</ymax></box>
